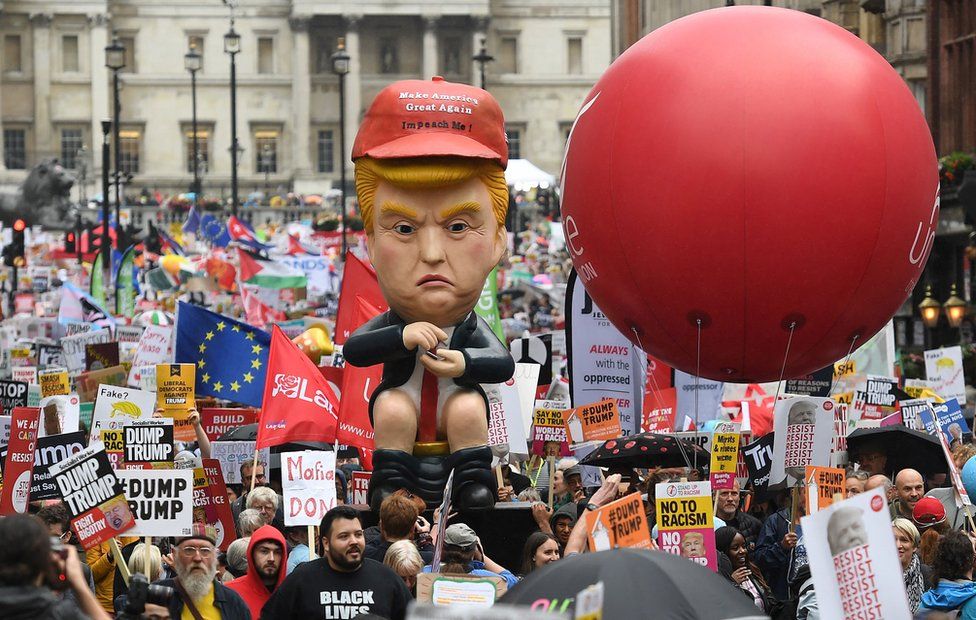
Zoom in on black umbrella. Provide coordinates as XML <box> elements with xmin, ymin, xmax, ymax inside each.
<box><xmin>578</xmin><ymin>432</ymin><xmax>709</xmax><ymax>470</ymax></box>
<box><xmin>215</xmin><ymin>423</ymin><xmax>341</xmax><ymax>454</ymax></box>
<box><xmin>846</xmin><ymin>425</ymin><xmax>948</xmax><ymax>476</ymax></box>
<box><xmin>500</xmin><ymin>548</ymin><xmax>767</xmax><ymax>619</ymax></box>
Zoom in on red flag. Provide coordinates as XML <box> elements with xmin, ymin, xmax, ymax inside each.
<box><xmin>240</xmin><ymin>286</ymin><xmax>285</xmax><ymax>328</ymax></box>
<box><xmin>334</xmin><ymin>251</ymin><xmax>387</xmax><ymax>345</ymax></box>
<box><xmin>257</xmin><ymin>326</ymin><xmax>340</xmax><ymax>448</ymax></box>
<box><xmin>336</xmin><ymin>297</ymin><xmax>383</xmax><ymax>449</ymax></box>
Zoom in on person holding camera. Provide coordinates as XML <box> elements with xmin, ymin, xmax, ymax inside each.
<box><xmin>0</xmin><ymin>513</ymin><xmax>109</xmax><ymax>620</ymax></box>
<box><xmin>155</xmin><ymin>524</ymin><xmax>249</xmax><ymax>620</ymax></box>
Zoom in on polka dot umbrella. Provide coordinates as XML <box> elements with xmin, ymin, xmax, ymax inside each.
<box><xmin>578</xmin><ymin>432</ymin><xmax>710</xmax><ymax>470</ymax></box>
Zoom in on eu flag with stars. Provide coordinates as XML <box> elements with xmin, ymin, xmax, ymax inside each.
<box><xmin>174</xmin><ymin>302</ymin><xmax>270</xmax><ymax>407</ymax></box>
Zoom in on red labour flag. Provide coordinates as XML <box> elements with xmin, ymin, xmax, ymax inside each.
<box><xmin>257</xmin><ymin>326</ymin><xmax>340</xmax><ymax>448</ymax></box>
<box><xmin>336</xmin><ymin>297</ymin><xmax>383</xmax><ymax>449</ymax></box>
<box><xmin>334</xmin><ymin>251</ymin><xmax>387</xmax><ymax>345</ymax></box>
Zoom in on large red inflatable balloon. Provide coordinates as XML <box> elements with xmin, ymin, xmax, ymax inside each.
<box><xmin>560</xmin><ymin>7</ymin><xmax>938</xmax><ymax>382</ymax></box>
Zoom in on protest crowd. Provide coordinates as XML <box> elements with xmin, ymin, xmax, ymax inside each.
<box><xmin>1</xmin><ymin>6</ymin><xmax>974</xmax><ymax>620</ymax></box>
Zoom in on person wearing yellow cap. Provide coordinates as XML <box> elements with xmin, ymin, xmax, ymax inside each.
<box><xmin>343</xmin><ymin>77</ymin><xmax>515</xmax><ymax>512</ymax></box>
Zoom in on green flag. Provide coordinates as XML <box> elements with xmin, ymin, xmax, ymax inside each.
<box><xmin>90</xmin><ymin>248</ymin><xmax>106</xmax><ymax>308</ymax></box>
<box><xmin>115</xmin><ymin>244</ymin><xmax>136</xmax><ymax>317</ymax></box>
<box><xmin>475</xmin><ymin>267</ymin><xmax>504</xmax><ymax>341</ymax></box>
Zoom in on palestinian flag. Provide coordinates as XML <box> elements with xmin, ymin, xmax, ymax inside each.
<box><xmin>237</xmin><ymin>248</ymin><xmax>307</xmax><ymax>289</ymax></box>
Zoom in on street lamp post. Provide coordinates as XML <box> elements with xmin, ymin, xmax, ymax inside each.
<box><xmin>331</xmin><ymin>38</ymin><xmax>350</xmax><ymax>259</ymax></box>
<box><xmin>225</xmin><ymin>21</ymin><xmax>241</xmax><ymax>218</ymax></box>
<box><xmin>185</xmin><ymin>43</ymin><xmax>202</xmax><ymax>201</ymax></box>
<box><xmin>472</xmin><ymin>37</ymin><xmax>494</xmax><ymax>90</ymax></box>
<box><xmin>261</xmin><ymin>143</ymin><xmax>272</xmax><ymax>199</ymax></box>
<box><xmin>100</xmin><ymin>119</ymin><xmax>112</xmax><ymax>285</ymax></box>
<box><xmin>105</xmin><ymin>34</ymin><xmax>125</xmax><ymax>247</ymax></box>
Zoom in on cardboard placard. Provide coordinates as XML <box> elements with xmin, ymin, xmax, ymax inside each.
<box><xmin>641</xmin><ymin>387</ymin><xmax>677</xmax><ymax>433</ymax></box>
<box><xmin>49</xmin><ymin>443</ymin><xmax>135</xmax><ymax>549</ymax></box>
<box><xmin>586</xmin><ymin>492</ymin><xmax>652</xmax><ymax>552</ymax></box>
<box><xmin>38</xmin><ymin>369</ymin><xmax>70</xmax><ymax>398</ymax></box>
<box><xmin>123</xmin><ymin>419</ymin><xmax>175</xmax><ymax>464</ymax></box>
<box><xmin>117</xmin><ymin>468</ymin><xmax>193</xmax><ymax>537</ymax></box>
<box><xmin>925</xmin><ymin>346</ymin><xmax>966</xmax><ymax>406</ymax></box>
<box><xmin>199</xmin><ymin>408</ymin><xmax>259</xmax><ymax>443</ymax></box>
<box><xmin>212</xmin><ymin>441</ymin><xmax>271</xmax><ymax>485</ymax></box>
<box><xmin>282</xmin><ymin>451</ymin><xmax>337</xmax><ymax>526</ymax></box>
<box><xmin>0</xmin><ymin>407</ymin><xmax>40</xmax><ymax>514</ymax></box>
<box><xmin>0</xmin><ymin>380</ymin><xmax>29</xmax><ymax>416</ymax></box>
<box><xmin>11</xmin><ymin>366</ymin><xmax>37</xmax><ymax>385</ymax></box>
<box><xmin>351</xmin><ymin>470</ymin><xmax>371</xmax><ymax>505</ymax></box>
<box><xmin>709</xmin><ymin>422</ymin><xmax>740</xmax><ymax>490</ymax></box>
<box><xmin>156</xmin><ymin>364</ymin><xmax>196</xmax><ymax>442</ymax></box>
<box><xmin>562</xmin><ymin>399</ymin><xmax>621</xmax><ymax>447</ymax></box>
<box><xmin>484</xmin><ymin>379</ymin><xmax>529</xmax><ymax>457</ymax></box>
<box><xmin>805</xmin><ymin>466</ymin><xmax>846</xmax><ymax>514</ymax></box>
<box><xmin>769</xmin><ymin>396</ymin><xmax>834</xmax><ymax>487</ymax></box>
<box><xmin>90</xmin><ymin>385</ymin><xmax>156</xmax><ymax>450</ymax></box>
<box><xmin>785</xmin><ymin>366</ymin><xmax>833</xmax><ymax>397</ymax></box>
<box><xmin>30</xmin><ymin>431</ymin><xmax>87</xmax><ymax>501</ymax></box>
<box><xmin>531</xmin><ymin>400</ymin><xmax>571</xmax><ymax>456</ymax></box>
<box><xmin>75</xmin><ymin>365</ymin><xmax>128</xmax><ymax>402</ymax></box>
<box><xmin>801</xmin><ymin>488</ymin><xmax>911</xmax><ymax>620</ymax></box>
<box><xmin>201</xmin><ymin>459</ymin><xmax>237</xmax><ymax>551</ymax></box>
<box><xmin>655</xmin><ymin>480</ymin><xmax>716</xmax><ymax>571</ymax></box>
<box><xmin>932</xmin><ymin>399</ymin><xmax>971</xmax><ymax>447</ymax></box>
<box><xmin>85</xmin><ymin>342</ymin><xmax>120</xmax><ymax>371</ymax></box>
<box><xmin>127</xmin><ymin>325</ymin><xmax>173</xmax><ymax>388</ymax></box>
<box><xmin>415</xmin><ymin>573</ymin><xmax>507</xmax><ymax>607</ymax></box>
<box><xmin>61</xmin><ymin>329</ymin><xmax>111</xmax><ymax>373</ymax></box>
<box><xmin>38</xmin><ymin>394</ymin><xmax>81</xmax><ymax>438</ymax></box>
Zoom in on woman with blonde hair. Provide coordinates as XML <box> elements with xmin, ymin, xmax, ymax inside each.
<box><xmin>893</xmin><ymin>517</ymin><xmax>931</xmax><ymax>612</ymax></box>
<box><xmin>384</xmin><ymin>539</ymin><xmax>424</xmax><ymax>595</ymax></box>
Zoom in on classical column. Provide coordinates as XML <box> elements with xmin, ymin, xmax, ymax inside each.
<box><xmin>343</xmin><ymin>15</ymin><xmax>362</xmax><ymax>165</ymax></box>
<box><xmin>422</xmin><ymin>15</ymin><xmax>440</xmax><ymax>79</ymax></box>
<box><xmin>471</xmin><ymin>16</ymin><xmax>489</xmax><ymax>88</ymax></box>
<box><xmin>88</xmin><ymin>14</ymin><xmax>110</xmax><ymax>179</ymax></box>
<box><xmin>30</xmin><ymin>12</ymin><xmax>53</xmax><ymax>162</ymax></box>
<box><xmin>290</xmin><ymin>15</ymin><xmax>312</xmax><ymax>179</ymax></box>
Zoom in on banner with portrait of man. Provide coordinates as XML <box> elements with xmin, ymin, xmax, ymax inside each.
<box><xmin>769</xmin><ymin>396</ymin><xmax>834</xmax><ymax>488</ymax></box>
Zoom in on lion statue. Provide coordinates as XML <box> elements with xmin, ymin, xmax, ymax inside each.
<box><xmin>0</xmin><ymin>159</ymin><xmax>76</xmax><ymax>230</ymax></box>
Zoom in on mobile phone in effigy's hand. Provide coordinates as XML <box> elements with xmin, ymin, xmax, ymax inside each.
<box><xmin>424</xmin><ymin>343</ymin><xmax>446</xmax><ymax>361</ymax></box>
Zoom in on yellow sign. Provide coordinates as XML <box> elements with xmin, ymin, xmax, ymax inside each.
<box><xmin>156</xmin><ymin>364</ymin><xmax>196</xmax><ymax>442</ymax></box>
<box><xmin>833</xmin><ymin>360</ymin><xmax>856</xmax><ymax>378</ymax></box>
<box><xmin>39</xmin><ymin>370</ymin><xmax>70</xmax><ymax>398</ymax></box>
<box><xmin>709</xmin><ymin>424</ymin><xmax>740</xmax><ymax>490</ymax></box>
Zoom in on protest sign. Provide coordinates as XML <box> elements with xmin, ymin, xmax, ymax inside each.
<box><xmin>709</xmin><ymin>423</ymin><xmax>740</xmax><ymax>490</ymax></box>
<box><xmin>38</xmin><ymin>394</ymin><xmax>80</xmax><ymax>437</ymax></box>
<box><xmin>415</xmin><ymin>573</ymin><xmax>507</xmax><ymax>608</ymax></box>
<box><xmin>785</xmin><ymin>366</ymin><xmax>833</xmax><ymax>397</ymax></box>
<box><xmin>61</xmin><ymin>328</ymin><xmax>111</xmax><ymax>373</ymax></box>
<box><xmin>37</xmin><ymin>344</ymin><xmax>64</xmax><ymax>368</ymax></box>
<box><xmin>511</xmin><ymin>334</ymin><xmax>553</xmax><ymax>387</ymax></box>
<box><xmin>30</xmin><ymin>431</ymin><xmax>87</xmax><ymax>501</ymax></box>
<box><xmin>11</xmin><ymin>366</ymin><xmax>37</xmax><ymax>385</ymax></box>
<box><xmin>156</xmin><ymin>363</ymin><xmax>196</xmax><ymax>442</ymax></box>
<box><xmin>484</xmin><ymin>379</ymin><xmax>529</xmax><ymax>458</ymax></box>
<box><xmin>85</xmin><ymin>342</ymin><xmax>120</xmax><ymax>371</ymax></box>
<box><xmin>123</xmin><ymin>419</ymin><xmax>174</xmax><ymax>464</ymax></box>
<box><xmin>0</xmin><ymin>407</ymin><xmax>40</xmax><ymax>514</ymax></box>
<box><xmin>932</xmin><ymin>399</ymin><xmax>970</xmax><ymax>447</ymax></box>
<box><xmin>0</xmin><ymin>414</ymin><xmax>10</xmax><ymax>446</ymax></box>
<box><xmin>212</xmin><ymin>441</ymin><xmax>272</xmax><ymax>484</ymax></box>
<box><xmin>586</xmin><ymin>492</ymin><xmax>652</xmax><ymax>552</ymax></box>
<box><xmin>201</xmin><ymin>459</ymin><xmax>237</xmax><ymax>550</ymax></box>
<box><xmin>674</xmin><ymin>370</ymin><xmax>724</xmax><ymax>427</ymax></box>
<box><xmin>200</xmin><ymin>408</ymin><xmax>258</xmax><ymax>443</ymax></box>
<box><xmin>513</xmin><ymin>363</ymin><xmax>541</xmax><ymax>438</ymax></box>
<box><xmin>351</xmin><ymin>470</ymin><xmax>371</xmax><ymax>505</ymax></box>
<box><xmin>115</xmin><ymin>325</ymin><xmax>146</xmax><ymax>344</ymax></box>
<box><xmin>655</xmin><ymin>480</ymin><xmax>716</xmax><ymax>571</ymax></box>
<box><xmin>75</xmin><ymin>365</ymin><xmax>128</xmax><ymax>402</ymax></box>
<box><xmin>90</xmin><ymin>385</ymin><xmax>156</xmax><ymax>447</ymax></box>
<box><xmin>49</xmin><ymin>443</ymin><xmax>135</xmax><ymax>549</ymax></box>
<box><xmin>801</xmin><ymin>488</ymin><xmax>911</xmax><ymax>620</ymax></box>
<box><xmin>117</xmin><ymin>468</ymin><xmax>193</xmax><ymax>537</ymax></box>
<box><xmin>566</xmin><ymin>272</ymin><xmax>646</xmax><ymax>435</ymax></box>
<box><xmin>38</xmin><ymin>369</ymin><xmax>69</xmax><ymax>398</ymax></box>
<box><xmin>531</xmin><ymin>400</ymin><xmax>571</xmax><ymax>456</ymax></box>
<box><xmin>925</xmin><ymin>346</ymin><xmax>966</xmax><ymax>406</ymax></box>
<box><xmin>0</xmin><ymin>380</ymin><xmax>28</xmax><ymax>416</ymax></box>
<box><xmin>282</xmin><ymin>451</ymin><xmax>337</xmax><ymax>526</ymax></box>
<box><xmin>899</xmin><ymin>399</ymin><xmax>929</xmax><ymax>432</ymax></box>
<box><xmin>805</xmin><ymin>466</ymin><xmax>846</xmax><ymax>514</ymax></box>
<box><xmin>10</xmin><ymin>346</ymin><xmax>33</xmax><ymax>368</ymax></box>
<box><xmin>127</xmin><ymin>325</ymin><xmax>173</xmax><ymax>387</ymax></box>
<box><xmin>769</xmin><ymin>397</ymin><xmax>834</xmax><ymax>487</ymax></box>
<box><xmin>742</xmin><ymin>434</ymin><xmax>775</xmax><ymax>498</ymax></box>
<box><xmin>861</xmin><ymin>375</ymin><xmax>898</xmax><ymax>420</ymax></box>
<box><xmin>641</xmin><ymin>387</ymin><xmax>677</xmax><ymax>433</ymax></box>
<box><xmin>562</xmin><ymin>399</ymin><xmax>621</xmax><ymax>447</ymax></box>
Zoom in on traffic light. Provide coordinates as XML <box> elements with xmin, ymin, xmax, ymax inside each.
<box><xmin>65</xmin><ymin>231</ymin><xmax>76</xmax><ymax>253</ymax></box>
<box><xmin>3</xmin><ymin>219</ymin><xmax>25</xmax><ymax>267</ymax></box>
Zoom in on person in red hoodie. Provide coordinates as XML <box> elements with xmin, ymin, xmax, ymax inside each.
<box><xmin>226</xmin><ymin>525</ymin><xmax>288</xmax><ymax>619</ymax></box>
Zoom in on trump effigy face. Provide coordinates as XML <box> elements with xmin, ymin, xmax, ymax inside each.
<box><xmin>367</xmin><ymin>176</ymin><xmax>506</xmax><ymax>328</ymax></box>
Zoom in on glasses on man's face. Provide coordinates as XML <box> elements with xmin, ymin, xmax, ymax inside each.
<box><xmin>179</xmin><ymin>546</ymin><xmax>215</xmax><ymax>558</ymax></box>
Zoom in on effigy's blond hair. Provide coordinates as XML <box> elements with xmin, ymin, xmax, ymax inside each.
<box><xmin>355</xmin><ymin>156</ymin><xmax>508</xmax><ymax>232</ymax></box>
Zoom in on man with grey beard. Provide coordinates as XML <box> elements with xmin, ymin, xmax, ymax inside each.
<box><xmin>156</xmin><ymin>524</ymin><xmax>250</xmax><ymax>619</ymax></box>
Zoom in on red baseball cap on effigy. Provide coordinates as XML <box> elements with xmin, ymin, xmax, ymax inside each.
<box><xmin>352</xmin><ymin>76</ymin><xmax>508</xmax><ymax>168</ymax></box>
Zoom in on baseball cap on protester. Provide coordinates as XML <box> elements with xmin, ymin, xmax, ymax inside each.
<box><xmin>563</xmin><ymin>465</ymin><xmax>582</xmax><ymax>479</ymax></box>
<box><xmin>912</xmin><ymin>496</ymin><xmax>947</xmax><ymax>526</ymax></box>
<box><xmin>352</xmin><ymin>77</ymin><xmax>509</xmax><ymax>168</ymax></box>
<box><xmin>176</xmin><ymin>523</ymin><xmax>218</xmax><ymax>546</ymax></box>
<box><xmin>442</xmin><ymin>523</ymin><xmax>479</xmax><ymax>548</ymax></box>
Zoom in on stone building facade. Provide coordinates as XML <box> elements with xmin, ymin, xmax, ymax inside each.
<box><xmin>0</xmin><ymin>0</ymin><xmax>610</xmax><ymax>198</ymax></box>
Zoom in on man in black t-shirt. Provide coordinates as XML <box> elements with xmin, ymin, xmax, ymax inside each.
<box><xmin>261</xmin><ymin>505</ymin><xmax>411</xmax><ymax>620</ymax></box>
